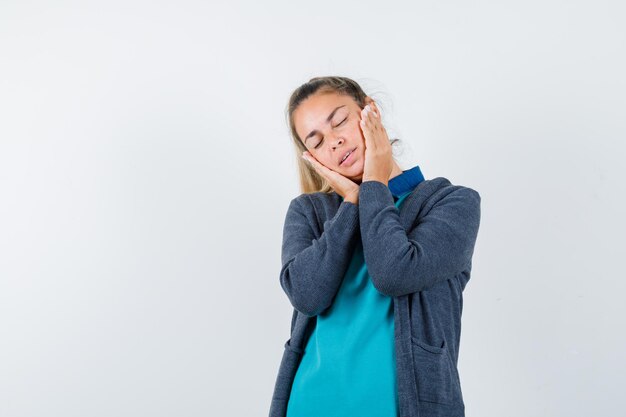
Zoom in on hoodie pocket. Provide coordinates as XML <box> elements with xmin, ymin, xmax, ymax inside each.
<box><xmin>410</xmin><ymin>336</ymin><xmax>453</xmax><ymax>404</ymax></box>
<box><xmin>271</xmin><ymin>338</ymin><xmax>304</xmax><ymax>401</ymax></box>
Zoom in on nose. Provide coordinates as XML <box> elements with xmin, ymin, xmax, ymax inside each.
<box><xmin>330</xmin><ymin>135</ymin><xmax>344</xmax><ymax>150</ymax></box>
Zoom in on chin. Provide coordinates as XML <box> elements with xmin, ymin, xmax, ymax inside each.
<box><xmin>342</xmin><ymin>165</ymin><xmax>364</xmax><ymax>181</ymax></box>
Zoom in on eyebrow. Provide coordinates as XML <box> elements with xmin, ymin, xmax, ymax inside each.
<box><xmin>304</xmin><ymin>105</ymin><xmax>346</xmax><ymax>144</ymax></box>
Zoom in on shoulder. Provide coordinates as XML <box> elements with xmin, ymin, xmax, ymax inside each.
<box><xmin>410</xmin><ymin>177</ymin><xmax>481</xmax><ymax>213</ymax></box>
<box><xmin>285</xmin><ymin>191</ymin><xmax>347</xmax><ymax>231</ymax></box>
<box><xmin>428</xmin><ymin>176</ymin><xmax>480</xmax><ymax>199</ymax></box>
<box><xmin>290</xmin><ymin>190</ymin><xmax>342</xmax><ymax>212</ymax></box>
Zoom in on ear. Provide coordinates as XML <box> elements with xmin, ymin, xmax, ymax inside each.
<box><xmin>363</xmin><ymin>96</ymin><xmax>374</xmax><ymax>107</ymax></box>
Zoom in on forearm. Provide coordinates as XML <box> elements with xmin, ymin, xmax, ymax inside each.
<box><xmin>359</xmin><ymin>180</ymin><xmax>481</xmax><ymax>296</ymax></box>
<box><xmin>280</xmin><ymin>199</ymin><xmax>360</xmax><ymax>316</ymax></box>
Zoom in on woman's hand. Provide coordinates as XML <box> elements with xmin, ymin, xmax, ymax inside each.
<box><xmin>360</xmin><ymin>101</ymin><xmax>394</xmax><ymax>185</ymax></box>
<box><xmin>301</xmin><ymin>151</ymin><xmax>360</xmax><ymax>204</ymax></box>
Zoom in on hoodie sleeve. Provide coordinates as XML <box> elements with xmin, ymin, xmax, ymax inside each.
<box><xmin>279</xmin><ymin>195</ymin><xmax>360</xmax><ymax>317</ymax></box>
<box><xmin>359</xmin><ymin>180</ymin><xmax>481</xmax><ymax>296</ymax></box>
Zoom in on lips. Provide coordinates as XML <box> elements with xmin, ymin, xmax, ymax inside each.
<box><xmin>339</xmin><ymin>147</ymin><xmax>356</xmax><ymax>166</ymax></box>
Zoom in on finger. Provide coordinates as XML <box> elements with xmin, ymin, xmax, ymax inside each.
<box><xmin>370</xmin><ymin>101</ymin><xmax>380</xmax><ymax>118</ymax></box>
<box><xmin>302</xmin><ymin>151</ymin><xmax>320</xmax><ymax>171</ymax></box>
<box><xmin>361</xmin><ymin>105</ymin><xmax>374</xmax><ymax>130</ymax></box>
<box><xmin>305</xmin><ymin>153</ymin><xmax>352</xmax><ymax>187</ymax></box>
<box><xmin>365</xmin><ymin>104</ymin><xmax>384</xmax><ymax>146</ymax></box>
<box><xmin>366</xmin><ymin>105</ymin><xmax>378</xmax><ymax>126</ymax></box>
<box><xmin>364</xmin><ymin>104</ymin><xmax>379</xmax><ymax>125</ymax></box>
<box><xmin>302</xmin><ymin>154</ymin><xmax>325</xmax><ymax>179</ymax></box>
<box><xmin>302</xmin><ymin>151</ymin><xmax>334</xmax><ymax>179</ymax></box>
<box><xmin>360</xmin><ymin>106</ymin><xmax>378</xmax><ymax>150</ymax></box>
<box><xmin>363</xmin><ymin>102</ymin><xmax>379</xmax><ymax>119</ymax></box>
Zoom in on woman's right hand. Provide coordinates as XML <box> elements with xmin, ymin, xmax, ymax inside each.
<box><xmin>302</xmin><ymin>151</ymin><xmax>359</xmax><ymax>204</ymax></box>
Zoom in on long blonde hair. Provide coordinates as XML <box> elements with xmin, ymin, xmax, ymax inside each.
<box><xmin>285</xmin><ymin>76</ymin><xmax>400</xmax><ymax>194</ymax></box>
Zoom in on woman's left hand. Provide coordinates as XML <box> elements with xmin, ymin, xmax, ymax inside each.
<box><xmin>360</xmin><ymin>101</ymin><xmax>394</xmax><ymax>185</ymax></box>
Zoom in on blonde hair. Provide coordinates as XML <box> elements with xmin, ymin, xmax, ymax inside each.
<box><xmin>285</xmin><ymin>76</ymin><xmax>400</xmax><ymax>194</ymax></box>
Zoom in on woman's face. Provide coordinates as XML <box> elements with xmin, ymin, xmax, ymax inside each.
<box><xmin>293</xmin><ymin>92</ymin><xmax>369</xmax><ymax>182</ymax></box>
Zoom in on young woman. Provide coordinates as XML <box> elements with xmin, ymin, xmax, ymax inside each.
<box><xmin>269</xmin><ymin>76</ymin><xmax>482</xmax><ymax>417</ymax></box>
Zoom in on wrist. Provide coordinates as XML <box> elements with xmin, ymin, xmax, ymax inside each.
<box><xmin>344</xmin><ymin>192</ymin><xmax>359</xmax><ymax>205</ymax></box>
<box><xmin>361</xmin><ymin>176</ymin><xmax>388</xmax><ymax>186</ymax></box>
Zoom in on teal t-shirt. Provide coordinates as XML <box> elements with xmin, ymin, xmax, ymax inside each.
<box><xmin>286</xmin><ymin>186</ymin><xmax>415</xmax><ymax>417</ymax></box>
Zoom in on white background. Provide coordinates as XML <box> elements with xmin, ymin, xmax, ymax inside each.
<box><xmin>1</xmin><ymin>1</ymin><xmax>624</xmax><ymax>416</ymax></box>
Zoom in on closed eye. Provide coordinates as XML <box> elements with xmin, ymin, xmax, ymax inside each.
<box><xmin>314</xmin><ymin>117</ymin><xmax>348</xmax><ymax>149</ymax></box>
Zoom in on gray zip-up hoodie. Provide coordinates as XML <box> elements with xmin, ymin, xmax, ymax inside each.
<box><xmin>269</xmin><ymin>177</ymin><xmax>482</xmax><ymax>417</ymax></box>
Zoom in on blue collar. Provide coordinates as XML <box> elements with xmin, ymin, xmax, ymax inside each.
<box><xmin>388</xmin><ymin>164</ymin><xmax>425</xmax><ymax>198</ymax></box>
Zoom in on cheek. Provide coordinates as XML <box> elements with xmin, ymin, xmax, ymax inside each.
<box><xmin>323</xmin><ymin>155</ymin><xmax>336</xmax><ymax>168</ymax></box>
<box><xmin>354</xmin><ymin>123</ymin><xmax>365</xmax><ymax>141</ymax></box>
<box><xmin>310</xmin><ymin>150</ymin><xmax>332</xmax><ymax>167</ymax></box>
